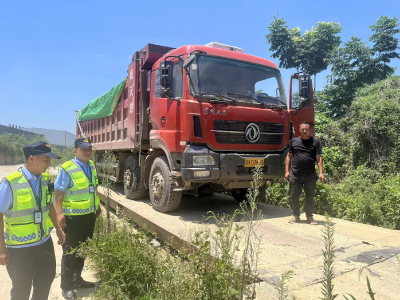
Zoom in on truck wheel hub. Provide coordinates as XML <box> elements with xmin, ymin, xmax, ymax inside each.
<box><xmin>152</xmin><ymin>172</ymin><xmax>164</xmax><ymax>198</ymax></box>
<box><xmin>124</xmin><ymin>170</ymin><xmax>132</xmax><ymax>188</ymax></box>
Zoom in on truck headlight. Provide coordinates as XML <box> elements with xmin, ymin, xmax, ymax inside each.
<box><xmin>193</xmin><ymin>155</ymin><xmax>215</xmax><ymax>166</ymax></box>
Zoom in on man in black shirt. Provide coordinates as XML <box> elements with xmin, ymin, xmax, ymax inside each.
<box><xmin>285</xmin><ymin>122</ymin><xmax>324</xmax><ymax>224</ymax></box>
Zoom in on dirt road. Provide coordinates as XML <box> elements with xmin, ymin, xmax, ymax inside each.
<box><xmin>0</xmin><ymin>165</ymin><xmax>97</xmax><ymax>299</ymax></box>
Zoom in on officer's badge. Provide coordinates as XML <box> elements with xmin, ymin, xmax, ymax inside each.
<box><xmin>84</xmin><ymin>139</ymin><xmax>89</xmax><ymax>143</ymax></box>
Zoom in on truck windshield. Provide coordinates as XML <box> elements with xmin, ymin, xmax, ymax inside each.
<box><xmin>189</xmin><ymin>55</ymin><xmax>287</xmax><ymax>107</ymax></box>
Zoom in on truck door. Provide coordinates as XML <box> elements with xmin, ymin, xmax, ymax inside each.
<box><xmin>288</xmin><ymin>74</ymin><xmax>315</xmax><ymax>138</ymax></box>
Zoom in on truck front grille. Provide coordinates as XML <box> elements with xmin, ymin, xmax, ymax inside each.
<box><xmin>213</xmin><ymin>120</ymin><xmax>284</xmax><ymax>145</ymax></box>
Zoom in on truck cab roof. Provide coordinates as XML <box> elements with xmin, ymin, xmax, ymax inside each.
<box><xmin>152</xmin><ymin>44</ymin><xmax>279</xmax><ymax>71</ymax></box>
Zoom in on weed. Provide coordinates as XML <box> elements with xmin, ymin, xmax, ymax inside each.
<box><xmin>275</xmin><ymin>270</ymin><xmax>294</xmax><ymax>300</ymax></box>
<box><xmin>343</xmin><ymin>276</ymin><xmax>376</xmax><ymax>300</ymax></box>
<box><xmin>321</xmin><ymin>213</ymin><xmax>338</xmax><ymax>300</ymax></box>
<box><xmin>239</xmin><ymin>164</ymin><xmax>264</xmax><ymax>299</ymax></box>
<box><xmin>97</xmin><ymin>150</ymin><xmax>117</xmax><ymax>233</ymax></box>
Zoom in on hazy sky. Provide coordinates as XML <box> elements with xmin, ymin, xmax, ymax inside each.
<box><xmin>1</xmin><ymin>0</ymin><xmax>399</xmax><ymax>133</ymax></box>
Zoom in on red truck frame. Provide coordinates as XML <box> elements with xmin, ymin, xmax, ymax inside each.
<box><xmin>77</xmin><ymin>43</ymin><xmax>314</xmax><ymax>213</ymax></box>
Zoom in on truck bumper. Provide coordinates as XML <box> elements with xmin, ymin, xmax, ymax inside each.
<box><xmin>181</xmin><ymin>145</ymin><xmax>287</xmax><ymax>184</ymax></box>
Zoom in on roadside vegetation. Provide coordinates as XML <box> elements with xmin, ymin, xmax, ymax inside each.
<box><xmin>51</xmin><ymin>145</ymin><xmax>75</xmax><ymax>167</ymax></box>
<box><xmin>0</xmin><ymin>132</ymin><xmax>74</xmax><ymax>166</ymax></box>
<box><xmin>0</xmin><ymin>133</ymin><xmax>48</xmax><ymax>163</ymax></box>
<box><xmin>265</xmin><ymin>15</ymin><xmax>400</xmax><ymax>230</ymax></box>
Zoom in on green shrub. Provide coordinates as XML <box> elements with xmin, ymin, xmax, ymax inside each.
<box><xmin>265</xmin><ymin>165</ymin><xmax>400</xmax><ymax>229</ymax></box>
<box><xmin>83</xmin><ymin>211</ymin><xmax>258</xmax><ymax>299</ymax></box>
<box><xmin>51</xmin><ymin>145</ymin><xmax>75</xmax><ymax>167</ymax></box>
<box><xmin>0</xmin><ymin>133</ymin><xmax>49</xmax><ymax>163</ymax></box>
<box><xmin>344</xmin><ymin>77</ymin><xmax>400</xmax><ymax>174</ymax></box>
<box><xmin>265</xmin><ymin>180</ymin><xmax>334</xmax><ymax>216</ymax></box>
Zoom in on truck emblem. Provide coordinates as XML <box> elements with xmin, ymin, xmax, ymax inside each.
<box><xmin>210</xmin><ymin>109</ymin><xmax>215</xmax><ymax>115</ymax></box>
<box><xmin>222</xmin><ymin>110</ymin><xmax>227</xmax><ymax>116</ymax></box>
<box><xmin>216</xmin><ymin>110</ymin><xmax>221</xmax><ymax>115</ymax></box>
<box><xmin>245</xmin><ymin>123</ymin><xmax>260</xmax><ymax>143</ymax></box>
<box><xmin>205</xmin><ymin>108</ymin><xmax>209</xmax><ymax>115</ymax></box>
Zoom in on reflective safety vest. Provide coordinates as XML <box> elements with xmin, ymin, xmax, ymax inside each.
<box><xmin>61</xmin><ymin>160</ymin><xmax>99</xmax><ymax>216</ymax></box>
<box><xmin>3</xmin><ymin>171</ymin><xmax>53</xmax><ymax>246</ymax></box>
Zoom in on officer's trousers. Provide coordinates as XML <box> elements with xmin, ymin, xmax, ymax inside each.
<box><xmin>61</xmin><ymin>213</ymin><xmax>96</xmax><ymax>291</ymax></box>
<box><xmin>6</xmin><ymin>238</ymin><xmax>56</xmax><ymax>300</ymax></box>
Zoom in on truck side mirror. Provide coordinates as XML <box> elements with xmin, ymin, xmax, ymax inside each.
<box><xmin>160</xmin><ymin>61</ymin><xmax>174</xmax><ymax>98</ymax></box>
<box><xmin>298</xmin><ymin>74</ymin><xmax>311</xmax><ymax>101</ymax></box>
<box><xmin>294</xmin><ymin>74</ymin><xmax>311</xmax><ymax>111</ymax></box>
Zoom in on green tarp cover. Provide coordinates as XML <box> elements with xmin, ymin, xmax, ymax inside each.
<box><xmin>78</xmin><ymin>77</ymin><xmax>127</xmax><ymax>121</ymax></box>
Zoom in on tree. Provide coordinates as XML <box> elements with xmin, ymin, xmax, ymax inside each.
<box><xmin>343</xmin><ymin>76</ymin><xmax>400</xmax><ymax>173</ymax></box>
<box><xmin>325</xmin><ymin>16</ymin><xmax>400</xmax><ymax>117</ymax></box>
<box><xmin>266</xmin><ymin>17</ymin><xmax>301</xmax><ymax>71</ymax></box>
<box><xmin>266</xmin><ymin>17</ymin><xmax>342</xmax><ymax>83</ymax></box>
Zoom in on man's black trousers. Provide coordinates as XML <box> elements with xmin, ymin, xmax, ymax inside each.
<box><xmin>61</xmin><ymin>213</ymin><xmax>96</xmax><ymax>291</ymax></box>
<box><xmin>289</xmin><ymin>172</ymin><xmax>318</xmax><ymax>217</ymax></box>
<box><xmin>6</xmin><ymin>238</ymin><xmax>56</xmax><ymax>300</ymax></box>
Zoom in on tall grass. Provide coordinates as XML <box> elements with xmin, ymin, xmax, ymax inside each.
<box><xmin>275</xmin><ymin>270</ymin><xmax>295</xmax><ymax>300</ymax></box>
<box><xmin>97</xmin><ymin>150</ymin><xmax>117</xmax><ymax>233</ymax></box>
<box><xmin>321</xmin><ymin>214</ymin><xmax>377</xmax><ymax>300</ymax></box>
<box><xmin>321</xmin><ymin>214</ymin><xmax>337</xmax><ymax>300</ymax></box>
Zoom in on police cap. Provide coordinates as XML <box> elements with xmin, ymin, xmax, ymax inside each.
<box><xmin>23</xmin><ymin>141</ymin><xmax>61</xmax><ymax>159</ymax></box>
<box><xmin>74</xmin><ymin>137</ymin><xmax>92</xmax><ymax>149</ymax></box>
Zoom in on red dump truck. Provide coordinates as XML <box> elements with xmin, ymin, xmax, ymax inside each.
<box><xmin>76</xmin><ymin>42</ymin><xmax>314</xmax><ymax>212</ymax></box>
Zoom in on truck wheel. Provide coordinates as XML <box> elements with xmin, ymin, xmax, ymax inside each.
<box><xmin>149</xmin><ymin>156</ymin><xmax>182</xmax><ymax>213</ymax></box>
<box><xmin>231</xmin><ymin>188</ymin><xmax>248</xmax><ymax>204</ymax></box>
<box><xmin>124</xmin><ymin>155</ymin><xmax>147</xmax><ymax>200</ymax></box>
<box><xmin>231</xmin><ymin>185</ymin><xmax>266</xmax><ymax>204</ymax></box>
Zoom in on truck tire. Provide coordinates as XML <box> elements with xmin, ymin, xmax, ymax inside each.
<box><xmin>149</xmin><ymin>156</ymin><xmax>182</xmax><ymax>213</ymax></box>
<box><xmin>231</xmin><ymin>188</ymin><xmax>248</xmax><ymax>204</ymax></box>
<box><xmin>231</xmin><ymin>185</ymin><xmax>266</xmax><ymax>204</ymax></box>
<box><xmin>124</xmin><ymin>155</ymin><xmax>147</xmax><ymax>200</ymax></box>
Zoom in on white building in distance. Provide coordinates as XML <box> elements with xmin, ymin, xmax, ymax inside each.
<box><xmin>24</xmin><ymin>128</ymin><xmax>75</xmax><ymax>147</ymax></box>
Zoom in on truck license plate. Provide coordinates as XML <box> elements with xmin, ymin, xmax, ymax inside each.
<box><xmin>244</xmin><ymin>158</ymin><xmax>265</xmax><ymax>168</ymax></box>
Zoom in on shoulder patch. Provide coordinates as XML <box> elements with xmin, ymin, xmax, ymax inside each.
<box><xmin>42</xmin><ymin>172</ymin><xmax>49</xmax><ymax>180</ymax></box>
<box><xmin>6</xmin><ymin>171</ymin><xmax>23</xmax><ymax>182</ymax></box>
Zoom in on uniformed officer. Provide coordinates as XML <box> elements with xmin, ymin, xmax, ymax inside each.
<box><xmin>0</xmin><ymin>141</ymin><xmax>65</xmax><ymax>300</ymax></box>
<box><xmin>54</xmin><ymin>138</ymin><xmax>101</xmax><ymax>300</ymax></box>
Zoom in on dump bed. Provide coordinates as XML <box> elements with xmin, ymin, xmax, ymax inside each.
<box><xmin>76</xmin><ymin>44</ymin><xmax>174</xmax><ymax>151</ymax></box>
